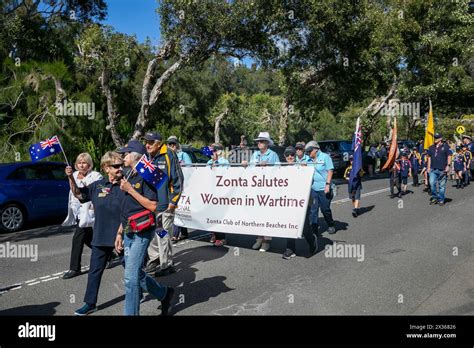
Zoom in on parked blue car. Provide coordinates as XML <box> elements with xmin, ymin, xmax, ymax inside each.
<box><xmin>0</xmin><ymin>162</ymin><xmax>69</xmax><ymax>232</ymax></box>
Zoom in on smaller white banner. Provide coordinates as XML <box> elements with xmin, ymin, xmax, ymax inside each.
<box><xmin>174</xmin><ymin>166</ymin><xmax>314</xmax><ymax>238</ymax></box>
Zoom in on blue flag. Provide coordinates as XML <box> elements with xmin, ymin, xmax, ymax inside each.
<box><xmin>29</xmin><ymin>135</ymin><xmax>63</xmax><ymax>162</ymax></box>
<box><xmin>349</xmin><ymin>117</ymin><xmax>363</xmax><ymax>191</ymax></box>
<box><xmin>135</xmin><ymin>155</ymin><xmax>167</xmax><ymax>190</ymax></box>
<box><xmin>201</xmin><ymin>146</ymin><xmax>213</xmax><ymax>157</ymax></box>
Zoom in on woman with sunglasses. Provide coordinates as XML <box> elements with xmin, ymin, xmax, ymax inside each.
<box><xmin>65</xmin><ymin>151</ymin><xmax>126</xmax><ymax>316</ymax></box>
<box><xmin>207</xmin><ymin>143</ymin><xmax>230</xmax><ymax>246</ymax></box>
<box><xmin>282</xmin><ymin>146</ymin><xmax>318</xmax><ymax>259</ymax></box>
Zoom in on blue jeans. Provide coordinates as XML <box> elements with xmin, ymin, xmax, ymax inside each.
<box><xmin>429</xmin><ymin>169</ymin><xmax>447</xmax><ymax>202</ymax></box>
<box><xmin>123</xmin><ymin>229</ymin><xmax>168</xmax><ymax>316</ymax></box>
<box><xmin>309</xmin><ymin>190</ymin><xmax>334</xmax><ymax>227</ymax></box>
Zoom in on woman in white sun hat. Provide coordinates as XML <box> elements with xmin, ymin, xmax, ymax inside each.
<box><xmin>242</xmin><ymin>131</ymin><xmax>279</xmax><ymax>252</ymax></box>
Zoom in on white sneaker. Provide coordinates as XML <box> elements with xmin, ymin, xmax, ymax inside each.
<box><xmin>252</xmin><ymin>238</ymin><xmax>263</xmax><ymax>250</ymax></box>
<box><xmin>259</xmin><ymin>242</ymin><xmax>270</xmax><ymax>252</ymax></box>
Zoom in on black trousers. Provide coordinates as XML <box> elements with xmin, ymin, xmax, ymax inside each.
<box><xmin>84</xmin><ymin>245</ymin><xmax>114</xmax><ymax>305</ymax></box>
<box><xmin>69</xmin><ymin>225</ymin><xmax>93</xmax><ymax>271</ymax></box>
<box><xmin>412</xmin><ymin>172</ymin><xmax>419</xmax><ymax>186</ymax></box>
<box><xmin>286</xmin><ymin>204</ymin><xmax>316</xmax><ymax>252</ymax></box>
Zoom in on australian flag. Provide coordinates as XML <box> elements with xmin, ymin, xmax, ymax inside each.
<box><xmin>29</xmin><ymin>135</ymin><xmax>63</xmax><ymax>162</ymax></box>
<box><xmin>201</xmin><ymin>146</ymin><xmax>213</xmax><ymax>157</ymax></box>
<box><xmin>135</xmin><ymin>154</ymin><xmax>167</xmax><ymax>190</ymax></box>
<box><xmin>349</xmin><ymin>117</ymin><xmax>363</xmax><ymax>191</ymax></box>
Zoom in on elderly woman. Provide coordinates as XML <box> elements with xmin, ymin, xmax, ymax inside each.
<box><xmin>66</xmin><ymin>151</ymin><xmax>125</xmax><ymax>315</ymax></box>
<box><xmin>207</xmin><ymin>143</ymin><xmax>230</xmax><ymax>247</ymax></box>
<box><xmin>62</xmin><ymin>153</ymin><xmax>102</xmax><ymax>280</ymax></box>
<box><xmin>242</xmin><ymin>132</ymin><xmax>279</xmax><ymax>252</ymax></box>
<box><xmin>115</xmin><ymin>140</ymin><xmax>175</xmax><ymax>316</ymax></box>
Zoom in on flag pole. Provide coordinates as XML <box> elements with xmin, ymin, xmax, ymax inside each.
<box><xmin>57</xmin><ymin>137</ymin><xmax>70</xmax><ymax>167</ymax></box>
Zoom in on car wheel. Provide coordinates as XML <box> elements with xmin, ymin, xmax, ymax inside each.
<box><xmin>0</xmin><ymin>204</ymin><xmax>25</xmax><ymax>232</ymax></box>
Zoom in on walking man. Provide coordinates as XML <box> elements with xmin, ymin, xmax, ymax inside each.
<box><xmin>426</xmin><ymin>133</ymin><xmax>452</xmax><ymax>206</ymax></box>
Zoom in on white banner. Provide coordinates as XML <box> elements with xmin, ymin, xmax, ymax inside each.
<box><xmin>174</xmin><ymin>166</ymin><xmax>314</xmax><ymax>238</ymax></box>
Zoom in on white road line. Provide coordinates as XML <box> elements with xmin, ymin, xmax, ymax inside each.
<box><xmin>41</xmin><ymin>276</ymin><xmax>59</xmax><ymax>282</ymax></box>
<box><xmin>332</xmin><ymin>187</ymin><xmax>391</xmax><ymax>205</ymax></box>
<box><xmin>27</xmin><ymin>281</ymin><xmax>41</xmax><ymax>286</ymax></box>
<box><xmin>39</xmin><ymin>275</ymin><xmax>51</xmax><ymax>280</ymax></box>
<box><xmin>11</xmin><ymin>286</ymin><xmax>22</xmax><ymax>290</ymax></box>
<box><xmin>24</xmin><ymin>279</ymin><xmax>38</xmax><ymax>284</ymax></box>
<box><xmin>52</xmin><ymin>272</ymin><xmax>64</xmax><ymax>276</ymax></box>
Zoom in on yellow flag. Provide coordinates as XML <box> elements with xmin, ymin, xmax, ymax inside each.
<box><xmin>424</xmin><ymin>100</ymin><xmax>434</xmax><ymax>150</ymax></box>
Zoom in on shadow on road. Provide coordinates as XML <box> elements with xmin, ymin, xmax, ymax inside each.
<box><xmin>154</xmin><ymin>245</ymin><xmax>234</xmax><ymax>314</ymax></box>
<box><xmin>0</xmin><ymin>301</ymin><xmax>60</xmax><ymax>315</ymax></box>
<box><xmin>357</xmin><ymin>205</ymin><xmax>375</xmax><ymax>216</ymax></box>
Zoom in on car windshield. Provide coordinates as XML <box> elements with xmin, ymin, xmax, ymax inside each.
<box><xmin>339</xmin><ymin>142</ymin><xmax>353</xmax><ymax>152</ymax></box>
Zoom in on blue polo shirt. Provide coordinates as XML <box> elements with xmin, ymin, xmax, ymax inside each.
<box><xmin>249</xmin><ymin>149</ymin><xmax>279</xmax><ymax>165</ymax></box>
<box><xmin>121</xmin><ymin>171</ymin><xmax>158</xmax><ymax>229</ymax></box>
<box><xmin>307</xmin><ymin>151</ymin><xmax>334</xmax><ymax>191</ymax></box>
<box><xmin>79</xmin><ymin>178</ymin><xmax>125</xmax><ymax>247</ymax></box>
<box><xmin>177</xmin><ymin>151</ymin><xmax>192</xmax><ymax>166</ymax></box>
<box><xmin>207</xmin><ymin>157</ymin><xmax>230</xmax><ymax>167</ymax></box>
<box><xmin>427</xmin><ymin>143</ymin><xmax>451</xmax><ymax>170</ymax></box>
<box><xmin>296</xmin><ymin>154</ymin><xmax>311</xmax><ymax>163</ymax></box>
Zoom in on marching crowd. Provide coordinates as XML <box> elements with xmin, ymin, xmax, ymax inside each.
<box><xmin>59</xmin><ymin>129</ymin><xmax>474</xmax><ymax>316</ymax></box>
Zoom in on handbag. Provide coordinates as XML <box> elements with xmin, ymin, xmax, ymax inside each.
<box><xmin>128</xmin><ymin>210</ymin><xmax>156</xmax><ymax>233</ymax></box>
<box><xmin>78</xmin><ymin>202</ymin><xmax>95</xmax><ymax>228</ymax></box>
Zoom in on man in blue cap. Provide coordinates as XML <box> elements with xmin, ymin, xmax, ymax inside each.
<box><xmin>142</xmin><ymin>132</ymin><xmax>183</xmax><ymax>277</ymax></box>
<box><xmin>426</xmin><ymin>133</ymin><xmax>452</xmax><ymax>206</ymax></box>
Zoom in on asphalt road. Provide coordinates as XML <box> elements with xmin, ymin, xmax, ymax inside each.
<box><xmin>0</xmin><ymin>175</ymin><xmax>473</xmax><ymax>316</ymax></box>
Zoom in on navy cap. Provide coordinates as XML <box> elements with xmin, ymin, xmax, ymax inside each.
<box><xmin>434</xmin><ymin>133</ymin><xmax>442</xmax><ymax>139</ymax></box>
<box><xmin>116</xmin><ymin>139</ymin><xmax>147</xmax><ymax>155</ymax></box>
<box><xmin>143</xmin><ymin>132</ymin><xmax>162</xmax><ymax>141</ymax></box>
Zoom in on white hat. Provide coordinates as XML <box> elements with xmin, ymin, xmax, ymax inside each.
<box><xmin>254</xmin><ymin>131</ymin><xmax>274</xmax><ymax>146</ymax></box>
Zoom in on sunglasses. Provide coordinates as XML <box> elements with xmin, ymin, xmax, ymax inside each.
<box><xmin>110</xmin><ymin>163</ymin><xmax>123</xmax><ymax>169</ymax></box>
<box><xmin>285</xmin><ymin>153</ymin><xmax>295</xmax><ymax>157</ymax></box>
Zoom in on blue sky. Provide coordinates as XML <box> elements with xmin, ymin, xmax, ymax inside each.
<box><xmin>102</xmin><ymin>0</ymin><xmax>161</xmax><ymax>46</ymax></box>
<box><xmin>101</xmin><ymin>0</ymin><xmax>252</xmax><ymax>66</ymax></box>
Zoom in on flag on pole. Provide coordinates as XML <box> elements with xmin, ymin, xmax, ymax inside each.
<box><xmin>29</xmin><ymin>135</ymin><xmax>63</xmax><ymax>162</ymax></box>
<box><xmin>382</xmin><ymin>117</ymin><xmax>399</xmax><ymax>171</ymax></box>
<box><xmin>135</xmin><ymin>154</ymin><xmax>168</xmax><ymax>190</ymax></box>
<box><xmin>423</xmin><ymin>99</ymin><xmax>434</xmax><ymax>150</ymax></box>
<box><xmin>349</xmin><ymin>117</ymin><xmax>363</xmax><ymax>191</ymax></box>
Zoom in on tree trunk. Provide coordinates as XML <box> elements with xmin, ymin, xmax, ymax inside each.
<box><xmin>100</xmin><ymin>70</ymin><xmax>123</xmax><ymax>147</ymax></box>
<box><xmin>214</xmin><ymin>108</ymin><xmax>228</xmax><ymax>144</ymax></box>
<box><xmin>278</xmin><ymin>97</ymin><xmax>289</xmax><ymax>146</ymax></box>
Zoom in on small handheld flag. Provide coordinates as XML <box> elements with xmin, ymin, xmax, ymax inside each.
<box><xmin>135</xmin><ymin>154</ymin><xmax>168</xmax><ymax>189</ymax></box>
<box><xmin>29</xmin><ymin>135</ymin><xmax>68</xmax><ymax>164</ymax></box>
<box><xmin>201</xmin><ymin>146</ymin><xmax>213</xmax><ymax>157</ymax></box>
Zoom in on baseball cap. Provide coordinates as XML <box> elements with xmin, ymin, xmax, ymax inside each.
<box><xmin>143</xmin><ymin>132</ymin><xmax>163</xmax><ymax>141</ymax></box>
<box><xmin>116</xmin><ymin>139</ymin><xmax>147</xmax><ymax>155</ymax></box>
<box><xmin>167</xmin><ymin>135</ymin><xmax>179</xmax><ymax>145</ymax></box>
<box><xmin>305</xmin><ymin>141</ymin><xmax>320</xmax><ymax>152</ymax></box>
<box><xmin>295</xmin><ymin>142</ymin><xmax>305</xmax><ymax>150</ymax></box>
<box><xmin>434</xmin><ymin>133</ymin><xmax>442</xmax><ymax>139</ymax></box>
